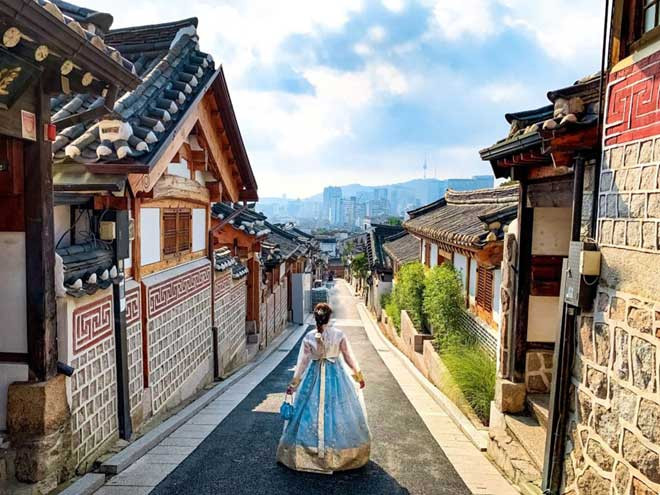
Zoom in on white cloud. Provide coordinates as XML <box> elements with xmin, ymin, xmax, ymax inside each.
<box><xmin>354</xmin><ymin>43</ymin><xmax>372</xmax><ymax>56</ymax></box>
<box><xmin>382</xmin><ymin>0</ymin><xmax>406</xmax><ymax>12</ymax></box>
<box><xmin>431</xmin><ymin>0</ymin><xmax>496</xmax><ymax>40</ymax></box>
<box><xmin>477</xmin><ymin>82</ymin><xmax>532</xmax><ymax>104</ymax></box>
<box><xmin>368</xmin><ymin>26</ymin><xmax>387</xmax><ymax>42</ymax></box>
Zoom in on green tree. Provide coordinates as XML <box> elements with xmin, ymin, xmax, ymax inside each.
<box><xmin>423</xmin><ymin>264</ymin><xmax>464</xmax><ymax>345</ymax></box>
<box><xmin>392</xmin><ymin>262</ymin><xmax>426</xmax><ymax>330</ymax></box>
<box><xmin>350</xmin><ymin>253</ymin><xmax>368</xmax><ymax>280</ymax></box>
<box><xmin>386</xmin><ymin>216</ymin><xmax>403</xmax><ymax>226</ymax></box>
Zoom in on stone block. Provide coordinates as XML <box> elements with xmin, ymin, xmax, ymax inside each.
<box><xmin>586</xmin><ymin>438</ymin><xmax>614</xmax><ymax>471</ymax></box>
<box><xmin>610</xmin><ymin>297</ymin><xmax>627</xmax><ymax>322</ymax></box>
<box><xmin>615</xmin><ymin>462</ymin><xmax>631</xmax><ymax>494</ymax></box>
<box><xmin>632</xmin><ymin>477</ymin><xmax>657</xmax><ymax>494</ymax></box>
<box><xmin>642</xmin><ymin>222</ymin><xmax>657</xmax><ymax>250</ymax></box>
<box><xmin>637</xmin><ymin>398</ymin><xmax>660</xmax><ymax>444</ymax></box>
<box><xmin>611</xmin><ymin>382</ymin><xmax>636</xmax><ymax>422</ymax></box>
<box><xmin>627</xmin><ymin>222</ymin><xmax>642</xmax><ymax>247</ymax></box>
<box><xmin>625</xmin><ymin>144</ymin><xmax>640</xmax><ymax>168</ymax></box>
<box><xmin>630</xmin><ymin>194</ymin><xmax>646</xmax><ymax>218</ymax></box>
<box><xmin>576</xmin><ymin>466</ymin><xmax>611</xmax><ymax>495</ymax></box>
<box><xmin>594</xmin><ymin>323</ymin><xmax>610</xmax><ymax>366</ymax></box>
<box><xmin>601</xmin><ymin>171</ymin><xmax>614</xmax><ymax>191</ymax></box>
<box><xmin>600</xmin><ymin>220</ymin><xmax>613</xmax><ymax>244</ymax></box>
<box><xmin>611</xmin><ymin>146</ymin><xmax>624</xmax><ymax>169</ymax></box>
<box><xmin>625</xmin><ymin>168</ymin><xmax>641</xmax><ymax>190</ymax></box>
<box><xmin>649</xmin><ymin>193</ymin><xmax>660</xmax><ymax>219</ymax></box>
<box><xmin>587</xmin><ymin>367</ymin><xmax>607</xmax><ymax>398</ymax></box>
<box><xmin>606</xmin><ymin>194</ymin><xmax>617</xmax><ymax>217</ymax></box>
<box><xmin>618</xmin><ymin>194</ymin><xmax>631</xmax><ymax>217</ymax></box>
<box><xmin>613</xmin><ymin>327</ymin><xmax>630</xmax><ymax>381</ymax></box>
<box><xmin>613</xmin><ymin>221</ymin><xmax>626</xmax><ymax>245</ymax></box>
<box><xmin>622</xmin><ymin>430</ymin><xmax>660</xmax><ymax>484</ymax></box>
<box><xmin>578</xmin><ymin>316</ymin><xmax>594</xmax><ymax>361</ymax></box>
<box><xmin>594</xmin><ymin>404</ymin><xmax>620</xmax><ymax>451</ymax></box>
<box><xmin>641</xmin><ymin>165</ymin><xmax>657</xmax><ymax>190</ymax></box>
<box><xmin>628</xmin><ymin>304</ymin><xmax>653</xmax><ymax>333</ymax></box>
<box><xmin>631</xmin><ymin>337</ymin><xmax>656</xmax><ymax>392</ymax></box>
<box><xmin>639</xmin><ymin>140</ymin><xmax>654</xmax><ymax>163</ymax></box>
<box><xmin>494</xmin><ymin>378</ymin><xmax>526</xmax><ymax>414</ymax></box>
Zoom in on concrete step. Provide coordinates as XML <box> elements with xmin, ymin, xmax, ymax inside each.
<box><xmin>246</xmin><ymin>333</ymin><xmax>259</xmax><ymax>344</ymax></box>
<box><xmin>488</xmin><ymin>427</ymin><xmax>542</xmax><ymax>490</ymax></box>
<box><xmin>505</xmin><ymin>413</ymin><xmax>547</xmax><ymax>471</ymax></box>
<box><xmin>527</xmin><ymin>394</ymin><xmax>549</xmax><ymax>430</ymax></box>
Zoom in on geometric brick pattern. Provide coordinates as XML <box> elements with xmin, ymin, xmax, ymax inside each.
<box><xmin>73</xmin><ymin>294</ymin><xmax>113</xmax><ymax>354</ymax></box>
<box><xmin>147</xmin><ymin>279</ymin><xmax>212</xmax><ymax>414</ymax></box>
<box><xmin>125</xmin><ymin>286</ymin><xmax>143</xmax><ymax>417</ymax></box>
<box><xmin>214</xmin><ymin>272</ymin><xmax>247</xmax><ymax>374</ymax></box>
<box><xmin>565</xmin><ymin>288</ymin><xmax>660</xmax><ymax>494</ymax></box>
<box><xmin>147</xmin><ymin>264</ymin><xmax>211</xmax><ymax>318</ymax></box>
<box><xmin>70</xmin><ymin>320</ymin><xmax>117</xmax><ymax>467</ymax></box>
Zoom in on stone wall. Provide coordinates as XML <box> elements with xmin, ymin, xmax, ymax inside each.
<box><xmin>214</xmin><ymin>270</ymin><xmax>248</xmax><ymax>377</ymax></box>
<box><xmin>143</xmin><ymin>260</ymin><xmax>213</xmax><ymax>415</ymax></box>
<box><xmin>525</xmin><ymin>350</ymin><xmax>553</xmax><ymax>394</ymax></box>
<box><xmin>62</xmin><ymin>289</ymin><xmax>118</xmax><ymax>469</ymax></box>
<box><xmin>125</xmin><ymin>282</ymin><xmax>144</xmax><ymax>425</ymax></box>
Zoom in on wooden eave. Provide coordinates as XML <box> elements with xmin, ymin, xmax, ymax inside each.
<box><xmin>0</xmin><ymin>0</ymin><xmax>140</xmax><ymax>91</ymax></box>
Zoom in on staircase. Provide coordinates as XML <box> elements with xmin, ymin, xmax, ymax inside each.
<box><xmin>488</xmin><ymin>394</ymin><xmax>549</xmax><ymax>495</ymax></box>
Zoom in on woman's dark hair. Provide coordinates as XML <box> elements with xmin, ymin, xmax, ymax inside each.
<box><xmin>314</xmin><ymin>303</ymin><xmax>332</xmax><ymax>331</ymax></box>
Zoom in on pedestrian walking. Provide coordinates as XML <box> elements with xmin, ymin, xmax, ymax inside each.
<box><xmin>277</xmin><ymin>303</ymin><xmax>371</xmax><ymax>474</ymax></box>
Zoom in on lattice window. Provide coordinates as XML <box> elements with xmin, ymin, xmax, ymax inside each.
<box><xmin>162</xmin><ymin>208</ymin><xmax>191</xmax><ymax>258</ymax></box>
<box><xmin>476</xmin><ymin>265</ymin><xmax>493</xmax><ymax>313</ymax></box>
<box><xmin>643</xmin><ymin>0</ymin><xmax>660</xmax><ymax>33</ymax></box>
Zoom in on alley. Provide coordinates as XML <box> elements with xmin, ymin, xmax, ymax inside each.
<box><xmin>97</xmin><ymin>281</ymin><xmax>495</xmax><ymax>495</ymax></box>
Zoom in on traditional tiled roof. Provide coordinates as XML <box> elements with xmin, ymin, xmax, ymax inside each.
<box><xmin>214</xmin><ymin>247</ymin><xmax>237</xmax><ymax>271</ymax></box>
<box><xmin>403</xmin><ymin>186</ymin><xmax>519</xmax><ymax>249</ymax></box>
<box><xmin>211</xmin><ymin>202</ymin><xmax>271</xmax><ymax>237</ymax></box>
<box><xmin>52</xmin><ymin>18</ymin><xmax>213</xmax><ymax>164</ymax></box>
<box><xmin>383</xmin><ymin>232</ymin><xmax>421</xmax><ymax>265</ymax></box>
<box><xmin>52</xmin><ymin>0</ymin><xmax>114</xmax><ymax>33</ymax></box>
<box><xmin>366</xmin><ymin>224</ymin><xmax>404</xmax><ymax>270</ymax></box>
<box><xmin>55</xmin><ymin>241</ymin><xmax>120</xmax><ymax>297</ymax></box>
<box><xmin>480</xmin><ymin>73</ymin><xmax>601</xmax><ymax>172</ymax></box>
<box><xmin>231</xmin><ymin>263</ymin><xmax>248</xmax><ymax>279</ymax></box>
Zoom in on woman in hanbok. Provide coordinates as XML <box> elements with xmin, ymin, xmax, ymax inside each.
<box><xmin>277</xmin><ymin>303</ymin><xmax>371</xmax><ymax>474</ymax></box>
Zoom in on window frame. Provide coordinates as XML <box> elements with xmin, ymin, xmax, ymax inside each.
<box><xmin>475</xmin><ymin>265</ymin><xmax>494</xmax><ymax>314</ymax></box>
<box><xmin>161</xmin><ymin>207</ymin><xmax>192</xmax><ymax>259</ymax></box>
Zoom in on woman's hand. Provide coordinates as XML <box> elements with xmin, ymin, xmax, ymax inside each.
<box><xmin>359</xmin><ymin>380</ymin><xmax>365</xmax><ymax>390</ymax></box>
<box><xmin>286</xmin><ymin>386</ymin><xmax>294</xmax><ymax>395</ymax></box>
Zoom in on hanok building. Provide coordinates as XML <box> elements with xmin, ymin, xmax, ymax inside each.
<box><xmin>480</xmin><ymin>74</ymin><xmax>601</xmax><ymax>492</ymax></box>
<box><xmin>0</xmin><ymin>0</ymin><xmax>141</xmax><ymax>489</ymax></box>
<box><xmin>382</xmin><ymin>231</ymin><xmax>421</xmax><ymax>276</ymax></box>
<box><xmin>2</xmin><ymin>7</ymin><xmax>260</xmax><ymax>488</ymax></box>
<box><xmin>363</xmin><ymin>223</ymin><xmax>404</xmax><ymax>317</ymax></box>
<box><xmin>403</xmin><ymin>186</ymin><xmax>519</xmax><ymax>354</ymax></box>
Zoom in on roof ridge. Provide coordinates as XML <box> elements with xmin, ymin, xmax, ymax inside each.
<box><xmin>106</xmin><ymin>17</ymin><xmax>198</xmax><ymax>37</ymax></box>
<box><xmin>445</xmin><ymin>185</ymin><xmax>518</xmax><ymax>205</ymax></box>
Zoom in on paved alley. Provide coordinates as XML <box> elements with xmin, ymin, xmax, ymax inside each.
<box><xmin>96</xmin><ymin>281</ymin><xmax>514</xmax><ymax>495</ymax></box>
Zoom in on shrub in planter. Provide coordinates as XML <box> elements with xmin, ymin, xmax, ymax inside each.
<box><xmin>423</xmin><ymin>264</ymin><xmax>463</xmax><ymax>345</ymax></box>
<box><xmin>392</xmin><ymin>262</ymin><xmax>426</xmax><ymax>330</ymax></box>
<box><xmin>385</xmin><ymin>298</ymin><xmax>401</xmax><ymax>332</ymax></box>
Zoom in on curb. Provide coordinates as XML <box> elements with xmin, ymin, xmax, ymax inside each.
<box><xmin>356</xmin><ymin>301</ymin><xmax>489</xmax><ymax>451</ymax></box>
<box><xmin>95</xmin><ymin>320</ymin><xmax>307</xmax><ymax>476</ymax></box>
<box><xmin>57</xmin><ymin>473</ymin><xmax>105</xmax><ymax>495</ymax></box>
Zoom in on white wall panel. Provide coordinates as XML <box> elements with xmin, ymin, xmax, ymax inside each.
<box><xmin>192</xmin><ymin>208</ymin><xmax>206</xmax><ymax>252</ymax></box>
<box><xmin>141</xmin><ymin>208</ymin><xmax>161</xmax><ymax>266</ymax></box>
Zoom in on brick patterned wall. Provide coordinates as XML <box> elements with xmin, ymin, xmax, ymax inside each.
<box><xmin>69</xmin><ymin>294</ymin><xmax>118</xmax><ymax>467</ymax></box>
<box><xmin>265</xmin><ymin>293</ymin><xmax>275</xmax><ymax>344</ymax></box>
<box><xmin>125</xmin><ymin>285</ymin><xmax>143</xmax><ymax>421</ymax></box>
<box><xmin>145</xmin><ymin>264</ymin><xmax>212</xmax><ymax>415</ymax></box>
<box><xmin>214</xmin><ymin>270</ymin><xmax>247</xmax><ymax>376</ymax></box>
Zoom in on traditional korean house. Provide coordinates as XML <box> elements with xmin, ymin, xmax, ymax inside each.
<box><xmin>0</xmin><ymin>9</ymin><xmax>260</xmax><ymax>485</ymax></box>
<box><xmin>403</xmin><ymin>187</ymin><xmax>518</xmax><ymax>350</ymax></box>
<box><xmin>382</xmin><ymin>231</ymin><xmax>421</xmax><ymax>276</ymax></box>
<box><xmin>363</xmin><ymin>223</ymin><xmax>404</xmax><ymax>316</ymax></box>
<box><xmin>0</xmin><ymin>0</ymin><xmax>141</xmax><ymax>489</ymax></box>
<box><xmin>479</xmin><ymin>75</ymin><xmax>601</xmax><ymax>492</ymax></box>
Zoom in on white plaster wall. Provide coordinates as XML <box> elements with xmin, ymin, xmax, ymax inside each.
<box><xmin>430</xmin><ymin>244</ymin><xmax>438</xmax><ymax>268</ymax></box>
<box><xmin>192</xmin><ymin>208</ymin><xmax>206</xmax><ymax>252</ymax></box>
<box><xmin>0</xmin><ymin>232</ymin><xmax>27</xmax><ymax>352</ymax></box>
<box><xmin>454</xmin><ymin>253</ymin><xmax>468</xmax><ymax>295</ymax></box>
<box><xmin>54</xmin><ymin>205</ymin><xmax>71</xmax><ymax>248</ymax></box>
<box><xmin>0</xmin><ymin>363</ymin><xmax>28</xmax><ymax>430</ymax></box>
<box><xmin>194</xmin><ymin>170</ymin><xmax>204</xmax><ymax>186</ymax></box>
<box><xmin>493</xmin><ymin>268</ymin><xmax>502</xmax><ymax>330</ymax></box>
<box><xmin>421</xmin><ymin>239</ymin><xmax>427</xmax><ymax>265</ymax></box>
<box><xmin>168</xmin><ymin>160</ymin><xmax>189</xmax><ymax>179</ymax></box>
<box><xmin>141</xmin><ymin>208</ymin><xmax>161</xmax><ymax>266</ymax></box>
<box><xmin>527</xmin><ymin>295</ymin><xmax>560</xmax><ymax>342</ymax></box>
<box><xmin>469</xmin><ymin>258</ymin><xmax>477</xmax><ymax>303</ymax></box>
<box><xmin>532</xmin><ymin>207</ymin><xmax>572</xmax><ymax>256</ymax></box>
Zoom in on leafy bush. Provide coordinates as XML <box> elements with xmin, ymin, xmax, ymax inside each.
<box><xmin>440</xmin><ymin>338</ymin><xmax>496</xmax><ymax>424</ymax></box>
<box><xmin>380</xmin><ymin>291</ymin><xmax>391</xmax><ymax>308</ymax></box>
<box><xmin>392</xmin><ymin>262</ymin><xmax>426</xmax><ymax>330</ymax></box>
<box><xmin>385</xmin><ymin>299</ymin><xmax>401</xmax><ymax>331</ymax></box>
<box><xmin>350</xmin><ymin>253</ymin><xmax>368</xmax><ymax>280</ymax></box>
<box><xmin>423</xmin><ymin>264</ymin><xmax>464</xmax><ymax>345</ymax></box>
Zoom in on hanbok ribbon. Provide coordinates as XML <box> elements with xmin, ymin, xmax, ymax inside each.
<box><xmin>312</xmin><ymin>356</ymin><xmax>335</xmax><ymax>459</ymax></box>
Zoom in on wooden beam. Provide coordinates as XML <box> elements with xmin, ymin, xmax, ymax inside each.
<box><xmin>198</xmin><ymin>95</ymin><xmax>240</xmax><ymax>202</ymax></box>
<box><xmin>132</xmin><ymin>197</ymin><xmax>141</xmax><ymax>282</ymax></box>
<box><xmin>527</xmin><ymin>164</ymin><xmax>572</xmax><ymax>181</ymax></box>
<box><xmin>24</xmin><ymin>79</ymin><xmax>57</xmax><ymax>381</ymax></box>
<box><xmin>127</xmin><ymin>105</ymin><xmax>200</xmax><ymax>194</ymax></box>
<box><xmin>152</xmin><ymin>174</ymin><xmax>210</xmax><ymax>205</ymax></box>
<box><xmin>94</xmin><ymin>195</ymin><xmax>128</xmax><ymax>210</ymax></box>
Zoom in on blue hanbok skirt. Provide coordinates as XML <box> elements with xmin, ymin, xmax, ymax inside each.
<box><xmin>277</xmin><ymin>359</ymin><xmax>371</xmax><ymax>473</ymax></box>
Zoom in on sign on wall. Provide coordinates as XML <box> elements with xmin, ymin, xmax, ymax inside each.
<box><xmin>0</xmin><ymin>48</ymin><xmax>39</xmax><ymax>111</ymax></box>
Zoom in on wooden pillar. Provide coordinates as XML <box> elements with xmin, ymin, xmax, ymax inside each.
<box><xmin>24</xmin><ymin>79</ymin><xmax>56</xmax><ymax>382</ymax></box>
<box><xmin>512</xmin><ymin>181</ymin><xmax>533</xmax><ymax>383</ymax></box>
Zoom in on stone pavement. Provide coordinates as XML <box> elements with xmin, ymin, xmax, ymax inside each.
<box><xmin>92</xmin><ymin>281</ymin><xmax>516</xmax><ymax>494</ymax></box>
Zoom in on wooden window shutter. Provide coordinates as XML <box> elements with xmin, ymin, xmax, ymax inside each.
<box><xmin>476</xmin><ymin>266</ymin><xmax>493</xmax><ymax>313</ymax></box>
<box><xmin>163</xmin><ymin>209</ymin><xmax>178</xmax><ymax>256</ymax></box>
<box><xmin>178</xmin><ymin>208</ymin><xmax>191</xmax><ymax>252</ymax></box>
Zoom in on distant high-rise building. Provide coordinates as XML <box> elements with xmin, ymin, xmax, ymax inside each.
<box><xmin>322</xmin><ymin>186</ymin><xmax>342</xmax><ymax>224</ymax></box>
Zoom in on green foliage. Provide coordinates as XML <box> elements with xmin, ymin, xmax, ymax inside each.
<box><xmin>392</xmin><ymin>262</ymin><xmax>426</xmax><ymax>330</ymax></box>
<box><xmin>423</xmin><ymin>264</ymin><xmax>464</xmax><ymax>344</ymax></box>
<box><xmin>385</xmin><ymin>299</ymin><xmax>401</xmax><ymax>332</ymax></box>
<box><xmin>350</xmin><ymin>253</ymin><xmax>368</xmax><ymax>279</ymax></box>
<box><xmin>440</xmin><ymin>338</ymin><xmax>496</xmax><ymax>424</ymax></box>
<box><xmin>386</xmin><ymin>216</ymin><xmax>403</xmax><ymax>226</ymax></box>
<box><xmin>380</xmin><ymin>291</ymin><xmax>391</xmax><ymax>308</ymax></box>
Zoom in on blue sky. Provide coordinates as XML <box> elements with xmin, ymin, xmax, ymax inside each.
<box><xmin>87</xmin><ymin>0</ymin><xmax>605</xmax><ymax>198</ymax></box>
